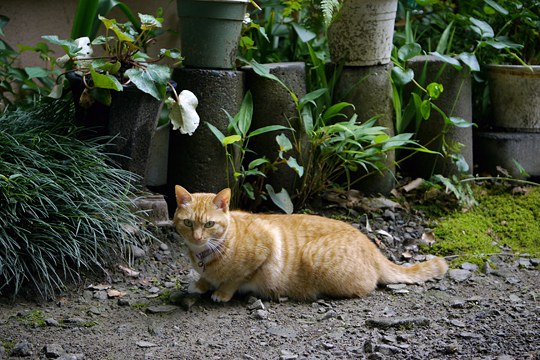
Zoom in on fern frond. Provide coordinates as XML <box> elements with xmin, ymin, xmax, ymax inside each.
<box><xmin>321</xmin><ymin>0</ymin><xmax>341</xmax><ymax>27</ymax></box>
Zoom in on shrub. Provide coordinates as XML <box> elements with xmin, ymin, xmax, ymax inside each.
<box><xmin>0</xmin><ymin>100</ymin><xmax>151</xmax><ymax>299</ymax></box>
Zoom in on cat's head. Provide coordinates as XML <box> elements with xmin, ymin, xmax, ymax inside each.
<box><xmin>173</xmin><ymin>185</ymin><xmax>231</xmax><ymax>249</ymax></box>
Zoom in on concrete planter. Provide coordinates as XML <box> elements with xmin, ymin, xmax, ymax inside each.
<box><xmin>178</xmin><ymin>0</ymin><xmax>248</xmax><ymax>69</ymax></box>
<box><xmin>67</xmin><ymin>73</ymin><xmax>162</xmax><ymax>186</ymax></box>
<box><xmin>333</xmin><ymin>64</ymin><xmax>396</xmax><ymax>194</ymax></box>
<box><xmin>146</xmin><ymin>122</ymin><xmax>170</xmax><ymax>187</ymax></box>
<box><xmin>168</xmin><ymin>68</ymin><xmax>244</xmax><ymax>197</ymax></box>
<box><xmin>487</xmin><ymin>64</ymin><xmax>540</xmax><ymax>132</ymax></box>
<box><xmin>327</xmin><ymin>0</ymin><xmax>398</xmax><ymax>66</ymax></box>
<box><xmin>243</xmin><ymin>62</ymin><xmax>308</xmax><ymax>197</ymax></box>
<box><xmin>402</xmin><ymin>55</ymin><xmax>473</xmax><ymax>178</ymax></box>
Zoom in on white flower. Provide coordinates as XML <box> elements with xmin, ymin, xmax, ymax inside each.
<box><xmin>243</xmin><ymin>13</ymin><xmax>251</xmax><ymax>25</ymax></box>
<box><xmin>167</xmin><ymin>90</ymin><xmax>200</xmax><ymax>136</ymax></box>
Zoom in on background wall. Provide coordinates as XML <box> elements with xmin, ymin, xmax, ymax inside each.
<box><xmin>0</xmin><ymin>0</ymin><xmax>180</xmax><ymax>67</ymax></box>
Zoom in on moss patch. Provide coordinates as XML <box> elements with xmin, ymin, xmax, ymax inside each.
<box><xmin>428</xmin><ymin>186</ymin><xmax>540</xmax><ymax>266</ymax></box>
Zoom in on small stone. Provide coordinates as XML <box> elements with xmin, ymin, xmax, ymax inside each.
<box><xmin>87</xmin><ymin>307</ymin><xmax>101</xmax><ymax>315</ymax></box>
<box><xmin>57</xmin><ymin>354</ymin><xmax>84</xmax><ymax>360</ymax></box>
<box><xmin>318</xmin><ymin>310</ymin><xmax>337</xmax><ymax>321</ymax></box>
<box><xmin>10</xmin><ymin>340</ymin><xmax>33</xmax><ymax>357</ymax></box>
<box><xmin>136</xmin><ymin>341</ymin><xmax>158</xmax><ymax>348</ymax></box>
<box><xmin>386</xmin><ymin>284</ymin><xmax>407</xmax><ymax>290</ymax></box>
<box><xmin>279</xmin><ymin>349</ymin><xmax>298</xmax><ymax>359</ymax></box>
<box><xmin>148</xmin><ymin>286</ymin><xmax>160</xmax><ymax>294</ymax></box>
<box><xmin>382</xmin><ymin>335</ymin><xmax>397</xmax><ymax>344</ymax></box>
<box><xmin>247</xmin><ymin>299</ymin><xmax>265</xmax><ymax>311</ymax></box>
<box><xmin>449</xmin><ymin>319</ymin><xmax>467</xmax><ymax>328</ymax></box>
<box><xmin>383</xmin><ymin>209</ymin><xmax>395</xmax><ymax>221</ymax></box>
<box><xmin>254</xmin><ymin>309</ymin><xmax>269</xmax><ymax>320</ymax></box>
<box><xmin>530</xmin><ymin>258</ymin><xmax>540</xmax><ymax>266</ymax></box>
<box><xmin>461</xmin><ymin>262</ymin><xmax>478</xmax><ymax>272</ymax></box>
<box><xmin>322</xmin><ymin>342</ymin><xmax>335</xmax><ymax>350</ymax></box>
<box><xmin>131</xmin><ymin>245</ymin><xmax>146</xmax><ymax>259</ymax></box>
<box><xmin>267</xmin><ymin>326</ymin><xmax>298</xmax><ymax>339</ymax></box>
<box><xmin>159</xmin><ymin>243</ymin><xmax>169</xmax><ymax>251</ymax></box>
<box><xmin>376</xmin><ymin>344</ymin><xmax>400</xmax><ymax>355</ymax></box>
<box><xmin>450</xmin><ymin>299</ymin><xmax>467</xmax><ymax>308</ymax></box>
<box><xmin>117</xmin><ymin>298</ymin><xmax>131</xmax><ymax>307</ymax></box>
<box><xmin>163</xmin><ymin>282</ymin><xmax>175</xmax><ymax>288</ymax></box>
<box><xmin>448</xmin><ymin>269</ymin><xmax>472</xmax><ymax>282</ymax></box>
<box><xmin>44</xmin><ymin>343</ymin><xmax>66</xmax><ymax>358</ymax></box>
<box><xmin>64</xmin><ymin>317</ymin><xmax>86</xmax><ymax>326</ymax></box>
<box><xmin>93</xmin><ymin>291</ymin><xmax>108</xmax><ymax>300</ymax></box>
<box><xmin>45</xmin><ymin>318</ymin><xmax>60</xmax><ymax>327</ymax></box>
<box><xmin>365</xmin><ymin>317</ymin><xmax>430</xmax><ymax>329</ymax></box>
<box><xmin>518</xmin><ymin>258</ymin><xmax>531</xmax><ymax>268</ymax></box>
<box><xmin>146</xmin><ymin>305</ymin><xmax>178</xmax><ymax>314</ymax></box>
<box><xmin>442</xmin><ymin>341</ymin><xmax>459</xmax><ymax>354</ymax></box>
<box><xmin>509</xmin><ymin>294</ymin><xmax>521</xmax><ymax>302</ymax></box>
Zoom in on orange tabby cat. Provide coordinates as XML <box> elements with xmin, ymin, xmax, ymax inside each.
<box><xmin>173</xmin><ymin>185</ymin><xmax>448</xmax><ymax>302</ymax></box>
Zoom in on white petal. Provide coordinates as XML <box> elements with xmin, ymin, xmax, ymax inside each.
<box><xmin>178</xmin><ymin>90</ymin><xmax>200</xmax><ymax>136</ymax></box>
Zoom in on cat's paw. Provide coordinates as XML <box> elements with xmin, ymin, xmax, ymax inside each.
<box><xmin>187</xmin><ymin>281</ymin><xmax>207</xmax><ymax>294</ymax></box>
<box><xmin>211</xmin><ymin>290</ymin><xmax>233</xmax><ymax>303</ymax></box>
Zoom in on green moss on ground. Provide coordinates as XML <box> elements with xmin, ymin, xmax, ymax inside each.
<box><xmin>429</xmin><ymin>186</ymin><xmax>540</xmax><ymax>266</ymax></box>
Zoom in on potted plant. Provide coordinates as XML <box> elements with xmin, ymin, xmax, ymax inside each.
<box><xmin>320</xmin><ymin>0</ymin><xmax>399</xmax><ymax>66</ymax></box>
<box><xmin>44</xmin><ymin>11</ymin><xmax>199</xmax><ymax>185</ymax></box>
<box><xmin>177</xmin><ymin>0</ymin><xmax>252</xmax><ymax>69</ymax></box>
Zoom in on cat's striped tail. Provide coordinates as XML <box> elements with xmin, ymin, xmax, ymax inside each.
<box><xmin>378</xmin><ymin>256</ymin><xmax>449</xmax><ymax>285</ymax></box>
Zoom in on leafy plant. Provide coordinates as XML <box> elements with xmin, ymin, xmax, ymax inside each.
<box><xmin>207</xmin><ymin>91</ymin><xmax>295</xmax><ymax>212</ymax></box>
<box><xmin>0</xmin><ymin>101</ymin><xmax>152</xmax><ymax>299</ymax></box>
<box><xmin>250</xmin><ymin>56</ymin><xmax>428</xmax><ymax>209</ymax></box>
<box><xmin>70</xmin><ymin>0</ymin><xmax>140</xmax><ymax>40</ymax></box>
<box><xmin>0</xmin><ymin>15</ymin><xmax>56</xmax><ymax>111</ymax></box>
<box><xmin>43</xmin><ymin>11</ymin><xmax>187</xmax><ymax>127</ymax></box>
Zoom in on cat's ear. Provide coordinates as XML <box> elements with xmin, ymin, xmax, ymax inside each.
<box><xmin>213</xmin><ymin>188</ymin><xmax>231</xmax><ymax>212</ymax></box>
<box><xmin>175</xmin><ymin>185</ymin><xmax>193</xmax><ymax>207</ymax></box>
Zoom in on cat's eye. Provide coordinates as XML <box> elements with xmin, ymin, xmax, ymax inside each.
<box><xmin>204</xmin><ymin>221</ymin><xmax>215</xmax><ymax>228</ymax></box>
<box><xmin>183</xmin><ymin>219</ymin><xmax>193</xmax><ymax>227</ymax></box>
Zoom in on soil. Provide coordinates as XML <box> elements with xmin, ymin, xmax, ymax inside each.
<box><xmin>1</xmin><ymin>205</ymin><xmax>539</xmax><ymax>360</ymax></box>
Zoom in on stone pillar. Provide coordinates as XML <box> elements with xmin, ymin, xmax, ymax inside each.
<box><xmin>168</xmin><ymin>68</ymin><xmax>245</xmax><ymax>196</ymax></box>
<box><xmin>334</xmin><ymin>64</ymin><xmax>396</xmax><ymax>194</ymax></box>
<box><xmin>405</xmin><ymin>55</ymin><xmax>473</xmax><ymax>178</ymax></box>
<box><xmin>243</xmin><ymin>62</ymin><xmax>307</xmax><ymax>196</ymax></box>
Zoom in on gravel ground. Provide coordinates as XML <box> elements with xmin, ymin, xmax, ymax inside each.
<box><xmin>1</xmin><ymin>205</ymin><xmax>539</xmax><ymax>360</ymax></box>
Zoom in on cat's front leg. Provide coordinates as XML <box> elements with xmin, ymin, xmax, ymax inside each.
<box><xmin>188</xmin><ymin>277</ymin><xmax>211</xmax><ymax>294</ymax></box>
<box><xmin>211</xmin><ymin>281</ymin><xmax>242</xmax><ymax>303</ymax></box>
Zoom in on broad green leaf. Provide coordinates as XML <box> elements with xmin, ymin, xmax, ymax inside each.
<box><xmin>236</xmin><ymin>91</ymin><xmax>253</xmax><ymax>137</ymax></box>
<box><xmin>301</xmin><ymin>106</ymin><xmax>314</xmax><ymax>134</ymax></box>
<box><xmin>139</xmin><ymin>13</ymin><xmax>162</xmax><ymax>30</ymax></box>
<box><xmin>248</xmin><ymin>125</ymin><xmax>290</xmax><ymax>138</ymax></box>
<box><xmin>90</xmin><ymin>67</ymin><xmax>123</xmax><ymax>91</ymax></box>
<box><xmin>265</xmin><ymin>184</ymin><xmax>293</xmax><ymax>214</ymax></box>
<box><xmin>420</xmin><ymin>100</ymin><xmax>431</xmax><ymax>120</ymax></box>
<box><xmin>248</xmin><ymin>158</ymin><xmax>270</xmax><ymax>170</ymax></box>
<box><xmin>429</xmin><ymin>51</ymin><xmax>462</xmax><ymax>69</ymax></box>
<box><xmin>286</xmin><ymin>157</ymin><xmax>304</xmax><ymax>177</ymax></box>
<box><xmin>323</xmin><ymin>102</ymin><xmax>354</xmax><ymax>121</ymax></box>
<box><xmin>48</xmin><ymin>83</ymin><xmax>64</xmax><ymax>99</ymax></box>
<box><xmin>458</xmin><ymin>52</ymin><xmax>480</xmax><ymax>72</ymax></box>
<box><xmin>436</xmin><ymin>22</ymin><xmax>453</xmax><ymax>54</ymax></box>
<box><xmin>276</xmin><ymin>133</ymin><xmax>293</xmax><ymax>152</ymax></box>
<box><xmin>125</xmin><ymin>65</ymin><xmax>168</xmax><ymax>100</ymax></box>
<box><xmin>159</xmin><ymin>48</ymin><xmax>183</xmax><ymax>63</ymax></box>
<box><xmin>222</xmin><ymin>135</ymin><xmax>242</xmax><ymax>146</ymax></box>
<box><xmin>207</xmin><ymin>123</ymin><xmax>225</xmax><ymax>143</ymax></box>
<box><xmin>448</xmin><ymin>117</ymin><xmax>474</xmax><ymax>128</ymax></box>
<box><xmin>398</xmin><ymin>43</ymin><xmax>422</xmax><ymax>62</ymax></box>
<box><xmin>391</xmin><ymin>67</ymin><xmax>414</xmax><ymax>86</ymax></box>
<box><xmin>250</xmin><ymin>60</ymin><xmax>294</xmax><ymax>102</ymax></box>
<box><xmin>484</xmin><ymin>0</ymin><xmax>509</xmax><ymax>15</ymax></box>
<box><xmin>299</xmin><ymin>88</ymin><xmax>328</xmax><ymax>108</ymax></box>
<box><xmin>99</xmin><ymin>15</ymin><xmax>135</xmax><ymax>43</ymax></box>
<box><xmin>24</xmin><ymin>67</ymin><xmax>49</xmax><ymax>78</ymax></box>
<box><xmin>484</xmin><ymin>37</ymin><xmax>523</xmax><ymax>50</ymax></box>
<box><xmin>469</xmin><ymin>17</ymin><xmax>494</xmax><ymax>39</ymax></box>
<box><xmin>426</xmin><ymin>82</ymin><xmax>444</xmax><ymax>99</ymax></box>
<box><xmin>92</xmin><ymin>59</ymin><xmax>121</xmax><ymax>74</ymax></box>
<box><xmin>42</xmin><ymin>36</ymin><xmax>81</xmax><ymax>56</ymax></box>
<box><xmin>291</xmin><ymin>22</ymin><xmax>316</xmax><ymax>43</ymax></box>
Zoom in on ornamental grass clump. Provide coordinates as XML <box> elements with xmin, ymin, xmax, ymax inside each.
<box><xmin>0</xmin><ymin>101</ymin><xmax>152</xmax><ymax>299</ymax></box>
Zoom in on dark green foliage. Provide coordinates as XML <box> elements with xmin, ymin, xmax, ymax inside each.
<box><xmin>0</xmin><ymin>101</ymin><xmax>150</xmax><ymax>299</ymax></box>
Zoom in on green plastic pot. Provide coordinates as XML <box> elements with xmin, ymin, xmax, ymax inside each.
<box><xmin>178</xmin><ymin>0</ymin><xmax>248</xmax><ymax>69</ymax></box>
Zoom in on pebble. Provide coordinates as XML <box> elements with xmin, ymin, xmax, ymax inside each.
<box><xmin>254</xmin><ymin>309</ymin><xmax>269</xmax><ymax>320</ymax></box>
<box><xmin>461</xmin><ymin>262</ymin><xmax>478</xmax><ymax>272</ymax></box>
<box><xmin>267</xmin><ymin>326</ymin><xmax>298</xmax><ymax>339</ymax></box>
<box><xmin>159</xmin><ymin>243</ymin><xmax>169</xmax><ymax>251</ymax></box>
<box><xmin>365</xmin><ymin>317</ymin><xmax>430</xmax><ymax>329</ymax></box>
<box><xmin>280</xmin><ymin>350</ymin><xmax>298</xmax><ymax>359</ymax></box>
<box><xmin>131</xmin><ymin>245</ymin><xmax>146</xmax><ymax>259</ymax></box>
<box><xmin>44</xmin><ymin>343</ymin><xmax>65</xmax><ymax>358</ymax></box>
<box><xmin>148</xmin><ymin>286</ymin><xmax>160</xmax><ymax>294</ymax></box>
<box><xmin>57</xmin><ymin>354</ymin><xmax>84</xmax><ymax>360</ymax></box>
<box><xmin>10</xmin><ymin>340</ymin><xmax>33</xmax><ymax>357</ymax></box>
<box><xmin>45</xmin><ymin>318</ymin><xmax>60</xmax><ymax>327</ymax></box>
<box><xmin>448</xmin><ymin>269</ymin><xmax>472</xmax><ymax>282</ymax></box>
<box><xmin>518</xmin><ymin>258</ymin><xmax>531</xmax><ymax>268</ymax></box>
<box><xmin>93</xmin><ymin>291</ymin><xmax>108</xmax><ymax>300</ymax></box>
<box><xmin>136</xmin><ymin>341</ymin><xmax>158</xmax><ymax>348</ymax></box>
<box><xmin>247</xmin><ymin>299</ymin><xmax>265</xmax><ymax>311</ymax></box>
<box><xmin>64</xmin><ymin>317</ymin><xmax>86</xmax><ymax>326</ymax></box>
<box><xmin>146</xmin><ymin>305</ymin><xmax>178</xmax><ymax>314</ymax></box>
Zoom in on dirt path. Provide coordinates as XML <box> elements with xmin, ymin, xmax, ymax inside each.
<box><xmin>1</xmin><ymin>223</ymin><xmax>539</xmax><ymax>360</ymax></box>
